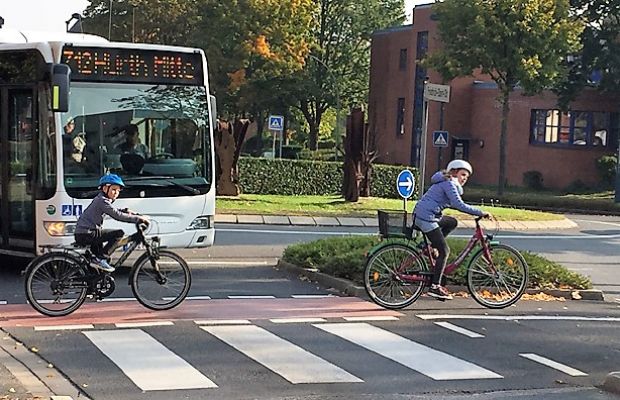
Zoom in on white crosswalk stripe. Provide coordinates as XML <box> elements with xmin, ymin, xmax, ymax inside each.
<box><xmin>83</xmin><ymin>329</ymin><xmax>218</xmax><ymax>391</ymax></box>
<box><xmin>23</xmin><ymin>320</ymin><xmax>596</xmax><ymax>393</ymax></box>
<box><xmin>314</xmin><ymin>323</ymin><xmax>502</xmax><ymax>380</ymax></box>
<box><xmin>201</xmin><ymin>324</ymin><xmax>363</xmax><ymax>384</ymax></box>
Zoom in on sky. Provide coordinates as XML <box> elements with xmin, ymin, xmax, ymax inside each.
<box><xmin>0</xmin><ymin>0</ymin><xmax>432</xmax><ymax>33</ymax></box>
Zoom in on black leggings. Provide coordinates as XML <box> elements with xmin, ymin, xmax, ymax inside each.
<box><xmin>75</xmin><ymin>229</ymin><xmax>124</xmax><ymax>259</ymax></box>
<box><xmin>425</xmin><ymin>216</ymin><xmax>458</xmax><ymax>285</ymax></box>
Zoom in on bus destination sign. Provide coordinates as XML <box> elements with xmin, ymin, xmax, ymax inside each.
<box><xmin>61</xmin><ymin>46</ymin><xmax>204</xmax><ymax>85</ymax></box>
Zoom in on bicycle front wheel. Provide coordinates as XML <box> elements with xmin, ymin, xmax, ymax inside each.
<box><xmin>25</xmin><ymin>253</ymin><xmax>88</xmax><ymax>317</ymax></box>
<box><xmin>364</xmin><ymin>243</ymin><xmax>429</xmax><ymax>309</ymax></box>
<box><xmin>131</xmin><ymin>250</ymin><xmax>191</xmax><ymax>311</ymax></box>
<box><xmin>467</xmin><ymin>243</ymin><xmax>528</xmax><ymax>309</ymax></box>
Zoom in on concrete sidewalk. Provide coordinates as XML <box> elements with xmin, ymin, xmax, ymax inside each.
<box><xmin>215</xmin><ymin>213</ymin><xmax>578</xmax><ymax>231</ymax></box>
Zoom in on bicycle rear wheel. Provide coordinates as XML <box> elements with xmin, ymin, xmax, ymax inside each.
<box><xmin>24</xmin><ymin>253</ymin><xmax>88</xmax><ymax>317</ymax></box>
<box><xmin>364</xmin><ymin>243</ymin><xmax>429</xmax><ymax>309</ymax></box>
<box><xmin>467</xmin><ymin>243</ymin><xmax>528</xmax><ymax>309</ymax></box>
<box><xmin>131</xmin><ymin>250</ymin><xmax>191</xmax><ymax>310</ymax></box>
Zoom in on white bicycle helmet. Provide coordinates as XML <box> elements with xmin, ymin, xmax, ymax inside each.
<box><xmin>446</xmin><ymin>159</ymin><xmax>473</xmax><ymax>175</ymax></box>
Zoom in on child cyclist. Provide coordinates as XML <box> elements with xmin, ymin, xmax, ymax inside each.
<box><xmin>74</xmin><ymin>174</ymin><xmax>149</xmax><ymax>273</ymax></box>
<box><xmin>413</xmin><ymin>160</ymin><xmax>491</xmax><ymax>300</ymax></box>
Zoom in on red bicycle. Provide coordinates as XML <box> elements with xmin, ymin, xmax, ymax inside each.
<box><xmin>364</xmin><ymin>210</ymin><xmax>528</xmax><ymax>309</ymax></box>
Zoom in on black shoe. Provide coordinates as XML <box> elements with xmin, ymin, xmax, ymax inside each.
<box><xmin>428</xmin><ymin>286</ymin><xmax>453</xmax><ymax>300</ymax></box>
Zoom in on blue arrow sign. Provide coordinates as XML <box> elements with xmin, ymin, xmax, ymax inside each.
<box><xmin>396</xmin><ymin>169</ymin><xmax>415</xmax><ymax>199</ymax></box>
<box><xmin>268</xmin><ymin>115</ymin><xmax>284</xmax><ymax>131</ymax></box>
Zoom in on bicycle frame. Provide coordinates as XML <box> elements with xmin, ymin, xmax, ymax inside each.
<box><xmin>398</xmin><ymin>218</ymin><xmax>493</xmax><ymax>283</ymax></box>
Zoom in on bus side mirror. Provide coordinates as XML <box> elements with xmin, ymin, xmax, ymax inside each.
<box><xmin>49</xmin><ymin>63</ymin><xmax>71</xmax><ymax>112</ymax></box>
<box><xmin>209</xmin><ymin>95</ymin><xmax>217</xmax><ymax>130</ymax></box>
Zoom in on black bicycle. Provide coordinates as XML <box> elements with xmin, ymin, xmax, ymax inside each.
<box><xmin>24</xmin><ymin>223</ymin><xmax>191</xmax><ymax>317</ymax></box>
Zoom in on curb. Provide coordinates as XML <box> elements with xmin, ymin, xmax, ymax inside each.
<box><xmin>276</xmin><ymin>260</ymin><xmax>605</xmax><ymax>302</ymax></box>
<box><xmin>216</xmin><ymin>213</ymin><xmax>578</xmax><ymax>231</ymax></box>
<box><xmin>0</xmin><ymin>328</ymin><xmax>90</xmax><ymax>399</ymax></box>
<box><xmin>600</xmin><ymin>372</ymin><xmax>620</xmax><ymax>395</ymax></box>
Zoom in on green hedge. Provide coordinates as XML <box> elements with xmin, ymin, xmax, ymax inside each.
<box><xmin>282</xmin><ymin>236</ymin><xmax>592</xmax><ymax>290</ymax></box>
<box><xmin>238</xmin><ymin>157</ymin><xmax>419</xmax><ymax>199</ymax></box>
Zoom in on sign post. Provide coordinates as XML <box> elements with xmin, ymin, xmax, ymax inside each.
<box><xmin>396</xmin><ymin>169</ymin><xmax>416</xmax><ymax>211</ymax></box>
<box><xmin>268</xmin><ymin>115</ymin><xmax>284</xmax><ymax>158</ymax></box>
<box><xmin>419</xmin><ymin>83</ymin><xmax>450</xmax><ymax>192</ymax></box>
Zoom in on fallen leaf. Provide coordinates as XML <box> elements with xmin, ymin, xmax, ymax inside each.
<box><xmin>8</xmin><ymin>388</ymin><xmax>15</xmax><ymax>393</ymax></box>
<box><xmin>31</xmin><ymin>347</ymin><xmax>38</xmax><ymax>353</ymax></box>
<box><xmin>571</xmin><ymin>291</ymin><xmax>582</xmax><ymax>300</ymax></box>
<box><xmin>47</xmin><ymin>363</ymin><xmax>54</xmax><ymax>368</ymax></box>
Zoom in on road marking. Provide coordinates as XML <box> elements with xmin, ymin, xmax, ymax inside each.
<box><xmin>291</xmin><ymin>294</ymin><xmax>335</xmax><ymax>299</ymax></box>
<box><xmin>115</xmin><ymin>321</ymin><xmax>174</xmax><ymax>328</ymax></box>
<box><xmin>0</xmin><ymin>301</ymin><xmax>7</xmax><ymax>305</ymax></box>
<box><xmin>417</xmin><ymin>314</ymin><xmax>620</xmax><ymax>322</ymax></box>
<box><xmin>217</xmin><ymin>227</ymin><xmax>372</xmax><ymax>236</ymax></box>
<box><xmin>342</xmin><ymin>316</ymin><xmax>399</xmax><ymax>322</ymax></box>
<box><xmin>194</xmin><ymin>319</ymin><xmax>251</xmax><ymax>325</ymax></box>
<box><xmin>84</xmin><ymin>329</ymin><xmax>217</xmax><ymax>390</ymax></box>
<box><xmin>217</xmin><ymin>227</ymin><xmax>620</xmax><ymax>240</ymax></box>
<box><xmin>314</xmin><ymin>323</ymin><xmax>502</xmax><ymax>380</ymax></box>
<box><xmin>186</xmin><ymin>260</ymin><xmax>276</xmax><ymax>266</ymax></box>
<box><xmin>228</xmin><ymin>295</ymin><xmax>276</xmax><ymax>299</ymax></box>
<box><xmin>100</xmin><ymin>297</ymin><xmax>136</xmax><ymax>302</ymax></box>
<box><xmin>519</xmin><ymin>353</ymin><xmax>588</xmax><ymax>376</ymax></box>
<box><xmin>270</xmin><ymin>318</ymin><xmax>327</xmax><ymax>324</ymax></box>
<box><xmin>201</xmin><ymin>325</ymin><xmax>363</xmax><ymax>384</ymax></box>
<box><xmin>434</xmin><ymin>322</ymin><xmax>485</xmax><ymax>338</ymax></box>
<box><xmin>34</xmin><ymin>325</ymin><xmax>94</xmax><ymax>331</ymax></box>
<box><xmin>162</xmin><ymin>295</ymin><xmax>211</xmax><ymax>301</ymax></box>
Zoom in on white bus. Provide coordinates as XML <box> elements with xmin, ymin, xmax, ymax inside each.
<box><xmin>0</xmin><ymin>29</ymin><xmax>216</xmax><ymax>258</ymax></box>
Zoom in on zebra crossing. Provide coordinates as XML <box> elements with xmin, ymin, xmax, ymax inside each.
<box><xmin>7</xmin><ymin>317</ymin><xmax>599</xmax><ymax>396</ymax></box>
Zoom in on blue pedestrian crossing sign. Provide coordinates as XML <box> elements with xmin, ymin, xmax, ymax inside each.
<box><xmin>268</xmin><ymin>115</ymin><xmax>284</xmax><ymax>131</ymax></box>
<box><xmin>396</xmin><ymin>169</ymin><xmax>415</xmax><ymax>199</ymax></box>
<box><xmin>433</xmin><ymin>131</ymin><xmax>449</xmax><ymax>147</ymax></box>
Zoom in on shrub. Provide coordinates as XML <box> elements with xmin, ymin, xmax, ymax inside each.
<box><xmin>282</xmin><ymin>236</ymin><xmax>592</xmax><ymax>290</ymax></box>
<box><xmin>596</xmin><ymin>155</ymin><xmax>617</xmax><ymax>189</ymax></box>
<box><xmin>523</xmin><ymin>170</ymin><xmax>544</xmax><ymax>191</ymax></box>
<box><xmin>238</xmin><ymin>157</ymin><xmax>418</xmax><ymax>199</ymax></box>
<box><xmin>564</xmin><ymin>179</ymin><xmax>592</xmax><ymax>194</ymax></box>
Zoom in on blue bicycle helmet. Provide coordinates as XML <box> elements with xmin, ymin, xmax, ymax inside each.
<box><xmin>98</xmin><ymin>173</ymin><xmax>125</xmax><ymax>188</ymax></box>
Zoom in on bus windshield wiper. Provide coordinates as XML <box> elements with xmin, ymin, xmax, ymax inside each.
<box><xmin>123</xmin><ymin>176</ymin><xmax>200</xmax><ymax>195</ymax></box>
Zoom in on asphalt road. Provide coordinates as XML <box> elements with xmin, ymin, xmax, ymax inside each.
<box><xmin>1</xmin><ymin>214</ymin><xmax>619</xmax><ymax>399</ymax></box>
<box><xmin>211</xmin><ymin>214</ymin><xmax>620</xmax><ymax>299</ymax></box>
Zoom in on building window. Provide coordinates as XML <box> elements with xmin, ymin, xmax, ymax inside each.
<box><xmin>396</xmin><ymin>98</ymin><xmax>405</xmax><ymax>135</ymax></box>
<box><xmin>399</xmin><ymin>49</ymin><xmax>407</xmax><ymax>71</ymax></box>
<box><xmin>530</xmin><ymin>109</ymin><xmax>610</xmax><ymax>147</ymax></box>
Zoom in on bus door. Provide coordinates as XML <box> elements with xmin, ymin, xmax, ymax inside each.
<box><xmin>0</xmin><ymin>87</ymin><xmax>37</xmax><ymax>251</ymax></box>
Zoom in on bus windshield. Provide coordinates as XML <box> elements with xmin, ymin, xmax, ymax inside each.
<box><xmin>61</xmin><ymin>83</ymin><xmax>211</xmax><ymax>198</ymax></box>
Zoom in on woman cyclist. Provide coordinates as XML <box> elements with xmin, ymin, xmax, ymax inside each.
<box><xmin>413</xmin><ymin>159</ymin><xmax>491</xmax><ymax>300</ymax></box>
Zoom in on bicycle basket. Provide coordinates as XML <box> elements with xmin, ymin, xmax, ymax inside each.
<box><xmin>377</xmin><ymin>210</ymin><xmax>408</xmax><ymax>238</ymax></box>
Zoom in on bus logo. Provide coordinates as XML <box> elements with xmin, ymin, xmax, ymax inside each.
<box><xmin>46</xmin><ymin>205</ymin><xmax>56</xmax><ymax>215</ymax></box>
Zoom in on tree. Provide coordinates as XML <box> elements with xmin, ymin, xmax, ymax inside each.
<box><xmin>81</xmin><ymin>0</ymin><xmax>199</xmax><ymax>44</ymax></box>
<box><xmin>291</xmin><ymin>0</ymin><xmax>405</xmax><ymax>150</ymax></box>
<box><xmin>426</xmin><ymin>0</ymin><xmax>582</xmax><ymax>195</ymax></box>
<box><xmin>555</xmin><ymin>0</ymin><xmax>620</xmax><ymax>106</ymax></box>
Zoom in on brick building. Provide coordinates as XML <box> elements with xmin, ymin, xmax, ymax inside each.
<box><xmin>368</xmin><ymin>4</ymin><xmax>620</xmax><ymax>190</ymax></box>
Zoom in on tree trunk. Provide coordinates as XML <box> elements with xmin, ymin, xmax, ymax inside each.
<box><xmin>342</xmin><ymin>109</ymin><xmax>365</xmax><ymax>202</ymax></box>
<box><xmin>498</xmin><ymin>90</ymin><xmax>510</xmax><ymax>196</ymax></box>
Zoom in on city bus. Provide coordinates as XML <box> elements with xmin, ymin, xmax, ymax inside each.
<box><xmin>0</xmin><ymin>29</ymin><xmax>216</xmax><ymax>258</ymax></box>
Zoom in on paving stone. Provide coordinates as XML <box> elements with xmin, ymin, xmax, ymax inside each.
<box><xmin>336</xmin><ymin>217</ymin><xmax>365</xmax><ymax>227</ymax></box>
<box><xmin>263</xmin><ymin>215</ymin><xmax>290</xmax><ymax>225</ymax></box>
<box><xmin>313</xmin><ymin>217</ymin><xmax>340</xmax><ymax>226</ymax></box>
<box><xmin>361</xmin><ymin>218</ymin><xmax>378</xmax><ymax>227</ymax></box>
<box><xmin>288</xmin><ymin>216</ymin><xmax>316</xmax><ymax>226</ymax></box>
<box><xmin>214</xmin><ymin>214</ymin><xmax>237</xmax><ymax>223</ymax></box>
<box><xmin>236</xmin><ymin>214</ymin><xmax>264</xmax><ymax>224</ymax></box>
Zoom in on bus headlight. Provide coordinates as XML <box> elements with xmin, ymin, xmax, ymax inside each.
<box><xmin>187</xmin><ymin>216</ymin><xmax>212</xmax><ymax>230</ymax></box>
<box><xmin>44</xmin><ymin>222</ymin><xmax>76</xmax><ymax>236</ymax></box>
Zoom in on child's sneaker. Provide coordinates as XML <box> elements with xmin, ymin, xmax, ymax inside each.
<box><xmin>92</xmin><ymin>257</ymin><xmax>115</xmax><ymax>273</ymax></box>
<box><xmin>427</xmin><ymin>285</ymin><xmax>453</xmax><ymax>300</ymax></box>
